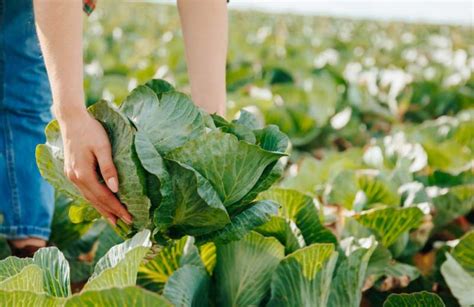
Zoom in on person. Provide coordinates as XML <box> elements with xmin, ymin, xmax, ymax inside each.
<box><xmin>0</xmin><ymin>0</ymin><xmax>228</xmax><ymax>257</ymax></box>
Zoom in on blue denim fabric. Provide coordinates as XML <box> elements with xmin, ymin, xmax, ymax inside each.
<box><xmin>0</xmin><ymin>0</ymin><xmax>54</xmax><ymax>240</ymax></box>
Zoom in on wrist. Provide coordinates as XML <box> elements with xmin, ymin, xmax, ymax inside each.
<box><xmin>53</xmin><ymin>102</ymin><xmax>89</xmax><ymax>124</ymax></box>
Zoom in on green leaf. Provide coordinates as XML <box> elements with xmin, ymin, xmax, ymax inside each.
<box><xmin>195</xmin><ymin>200</ymin><xmax>278</xmax><ymax>245</ymax></box>
<box><xmin>366</xmin><ymin>245</ymin><xmax>393</xmax><ymax>279</ymax></box>
<box><xmin>198</xmin><ymin>243</ymin><xmax>216</xmax><ymax>274</ymax></box>
<box><xmin>365</xmin><ymin>245</ymin><xmax>420</xmax><ymax>289</ymax></box>
<box><xmin>236</xmin><ymin>161</ymin><xmax>284</xmax><ymax>211</ymax></box>
<box><xmin>432</xmin><ymin>188</ymin><xmax>473</xmax><ymax>230</ymax></box>
<box><xmin>0</xmin><ymin>239</ymin><xmax>10</xmax><ymax>259</ymax></box>
<box><xmin>215</xmin><ymin>232</ymin><xmax>284</xmax><ymax>306</ymax></box>
<box><xmin>0</xmin><ymin>290</ymin><xmax>63</xmax><ymax>307</ymax></box>
<box><xmin>144</xmin><ymin>171</ymin><xmax>162</xmax><ymax>212</ymax></box>
<box><xmin>354</xmin><ymin>207</ymin><xmax>424</xmax><ymax>247</ymax></box>
<box><xmin>441</xmin><ymin>253</ymin><xmax>474</xmax><ymax>306</ymax></box>
<box><xmin>66</xmin><ymin>286</ymin><xmax>171</xmax><ymax>306</ymax></box>
<box><xmin>212</xmin><ymin>114</ymin><xmax>257</xmax><ymax>144</ymax></box>
<box><xmin>163</xmin><ymin>265</ymin><xmax>209</xmax><ymax>307</ymax></box>
<box><xmin>234</xmin><ymin>126</ymin><xmax>289</xmax><ymax>207</ymax></box>
<box><xmin>389</xmin><ymin>232</ymin><xmax>409</xmax><ymax>258</ymax></box>
<box><xmin>36</xmin><ymin>121</ymin><xmax>87</xmax><ymax>204</ymax></box>
<box><xmin>233</xmin><ymin>109</ymin><xmax>261</xmax><ymax>130</ymax></box>
<box><xmin>83</xmin><ymin>230</ymin><xmax>151</xmax><ymax>291</ymax></box>
<box><xmin>138</xmin><ymin>237</ymin><xmax>200</xmax><ymax>292</ymax></box>
<box><xmin>161</xmin><ymin>161</ymin><xmax>230</xmax><ymax>237</ymax></box>
<box><xmin>177</xmin><ymin>238</ymin><xmax>204</xmax><ymax>269</ymax></box>
<box><xmin>49</xmin><ymin>195</ymin><xmax>96</xmax><ymax>246</ymax></box>
<box><xmin>358</xmin><ymin>174</ymin><xmax>400</xmax><ymax>207</ymax></box>
<box><xmin>423</xmin><ymin>140</ymin><xmax>472</xmax><ymax>173</ymax></box>
<box><xmin>0</xmin><ymin>257</ymin><xmax>33</xmax><ymax>281</ymax></box>
<box><xmin>0</xmin><ymin>265</ymin><xmax>44</xmax><ymax>293</ymax></box>
<box><xmin>263</xmin><ymin>105</ymin><xmax>319</xmax><ymax>147</ymax></box>
<box><xmin>67</xmin><ymin>202</ymin><xmax>100</xmax><ymax>225</ymax></box>
<box><xmin>325</xmin><ymin>171</ymin><xmax>400</xmax><ymax>210</ymax></box>
<box><xmin>33</xmin><ymin>247</ymin><xmax>71</xmax><ymax>297</ymax></box>
<box><xmin>167</xmin><ymin>130</ymin><xmax>285</xmax><ymax>207</ymax></box>
<box><xmin>260</xmin><ymin>188</ymin><xmax>337</xmax><ymax>245</ymax></box>
<box><xmin>328</xmin><ymin>237</ymin><xmax>377</xmax><ymax>307</ymax></box>
<box><xmin>324</xmin><ymin>170</ymin><xmax>359</xmax><ymax>209</ymax></box>
<box><xmin>268</xmin><ymin>243</ymin><xmax>339</xmax><ymax>306</ymax></box>
<box><xmin>452</xmin><ymin>230</ymin><xmax>474</xmax><ymax>275</ymax></box>
<box><xmin>254</xmin><ymin>125</ymin><xmax>289</xmax><ymax>153</ymax></box>
<box><xmin>145</xmin><ymin>79</ymin><xmax>175</xmax><ymax>98</ymax></box>
<box><xmin>134</xmin><ymin>131</ymin><xmax>174</xmax><ymax>228</ymax></box>
<box><xmin>383</xmin><ymin>291</ymin><xmax>445</xmax><ymax>307</ymax></box>
<box><xmin>427</xmin><ymin>169</ymin><xmax>474</xmax><ymax>187</ymax></box>
<box><xmin>454</xmin><ymin>119</ymin><xmax>474</xmax><ymax>151</ymax></box>
<box><xmin>255</xmin><ymin>216</ymin><xmax>304</xmax><ymax>254</ymax></box>
<box><xmin>89</xmin><ymin>100</ymin><xmax>151</xmax><ymax>228</ymax></box>
<box><xmin>120</xmin><ymin>86</ymin><xmax>205</xmax><ymax>154</ymax></box>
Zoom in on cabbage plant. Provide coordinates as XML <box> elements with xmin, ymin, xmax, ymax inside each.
<box><xmin>0</xmin><ymin>230</ymin><xmax>172</xmax><ymax>306</ymax></box>
<box><xmin>36</xmin><ymin>79</ymin><xmax>288</xmax><ymax>244</ymax></box>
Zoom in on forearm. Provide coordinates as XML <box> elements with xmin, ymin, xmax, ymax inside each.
<box><xmin>178</xmin><ymin>0</ymin><xmax>228</xmax><ymax>116</ymax></box>
<box><xmin>33</xmin><ymin>0</ymin><xmax>86</xmax><ymax>123</ymax></box>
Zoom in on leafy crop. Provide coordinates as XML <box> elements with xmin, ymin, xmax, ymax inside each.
<box><xmin>0</xmin><ymin>1</ymin><xmax>472</xmax><ymax>306</ymax></box>
<box><xmin>36</xmin><ymin>79</ymin><xmax>288</xmax><ymax>245</ymax></box>
<box><xmin>0</xmin><ymin>230</ymin><xmax>172</xmax><ymax>306</ymax></box>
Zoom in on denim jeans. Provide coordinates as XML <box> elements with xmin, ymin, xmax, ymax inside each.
<box><xmin>0</xmin><ymin>0</ymin><xmax>54</xmax><ymax>240</ymax></box>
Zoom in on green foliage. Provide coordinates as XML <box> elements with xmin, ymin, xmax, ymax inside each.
<box><xmin>441</xmin><ymin>254</ymin><xmax>474</xmax><ymax>307</ymax></box>
<box><xmin>354</xmin><ymin>207</ymin><xmax>424</xmax><ymax>247</ymax></box>
<box><xmin>137</xmin><ymin>237</ymin><xmax>201</xmax><ymax>292</ymax></box>
<box><xmin>22</xmin><ymin>2</ymin><xmax>474</xmax><ymax>305</ymax></box>
<box><xmin>37</xmin><ymin>80</ymin><xmax>288</xmax><ymax>244</ymax></box>
<box><xmin>383</xmin><ymin>291</ymin><xmax>445</xmax><ymax>307</ymax></box>
<box><xmin>268</xmin><ymin>243</ymin><xmax>338</xmax><ymax>306</ymax></box>
<box><xmin>441</xmin><ymin>232</ymin><xmax>474</xmax><ymax>307</ymax></box>
<box><xmin>0</xmin><ymin>248</ymin><xmax>71</xmax><ymax>298</ymax></box>
<box><xmin>82</xmin><ymin>230</ymin><xmax>151</xmax><ymax>291</ymax></box>
<box><xmin>215</xmin><ymin>232</ymin><xmax>284</xmax><ymax>306</ymax></box>
<box><xmin>259</xmin><ymin>188</ymin><xmax>337</xmax><ymax>245</ymax></box>
<box><xmin>66</xmin><ymin>287</ymin><xmax>171</xmax><ymax>307</ymax></box>
<box><xmin>328</xmin><ymin>237</ymin><xmax>377</xmax><ymax>307</ymax></box>
<box><xmin>0</xmin><ymin>231</ymin><xmax>171</xmax><ymax>306</ymax></box>
<box><xmin>162</xmin><ymin>265</ymin><xmax>209</xmax><ymax>307</ymax></box>
<box><xmin>452</xmin><ymin>231</ymin><xmax>474</xmax><ymax>275</ymax></box>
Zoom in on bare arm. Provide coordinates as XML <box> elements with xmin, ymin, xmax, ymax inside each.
<box><xmin>34</xmin><ymin>0</ymin><xmax>131</xmax><ymax>225</ymax></box>
<box><xmin>178</xmin><ymin>0</ymin><xmax>228</xmax><ymax>116</ymax></box>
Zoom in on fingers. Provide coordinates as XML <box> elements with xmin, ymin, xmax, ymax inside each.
<box><xmin>88</xmin><ymin>198</ymin><xmax>117</xmax><ymax>226</ymax></box>
<box><xmin>88</xmin><ymin>180</ymin><xmax>133</xmax><ymax>224</ymax></box>
<box><xmin>66</xmin><ymin>167</ymin><xmax>133</xmax><ymax>225</ymax></box>
<box><xmin>61</xmin><ymin>116</ymin><xmax>133</xmax><ymax>226</ymax></box>
<box><xmin>94</xmin><ymin>145</ymin><xmax>119</xmax><ymax>193</ymax></box>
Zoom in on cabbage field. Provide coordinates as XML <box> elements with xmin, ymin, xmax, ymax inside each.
<box><xmin>0</xmin><ymin>1</ymin><xmax>473</xmax><ymax>306</ymax></box>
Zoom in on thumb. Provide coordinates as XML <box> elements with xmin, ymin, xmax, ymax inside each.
<box><xmin>95</xmin><ymin>146</ymin><xmax>119</xmax><ymax>193</ymax></box>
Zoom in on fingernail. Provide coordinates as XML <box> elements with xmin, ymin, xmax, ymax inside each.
<box><xmin>107</xmin><ymin>177</ymin><xmax>118</xmax><ymax>193</ymax></box>
<box><xmin>122</xmin><ymin>215</ymin><xmax>133</xmax><ymax>225</ymax></box>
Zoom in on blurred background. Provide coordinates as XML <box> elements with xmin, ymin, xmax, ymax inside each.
<box><xmin>218</xmin><ymin>0</ymin><xmax>472</xmax><ymax>25</ymax></box>
<box><xmin>3</xmin><ymin>0</ymin><xmax>471</xmax><ymax>304</ymax></box>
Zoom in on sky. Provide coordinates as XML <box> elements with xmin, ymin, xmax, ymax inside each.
<box><xmin>147</xmin><ymin>0</ymin><xmax>473</xmax><ymax>25</ymax></box>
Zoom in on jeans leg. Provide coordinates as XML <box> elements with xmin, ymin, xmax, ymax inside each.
<box><xmin>0</xmin><ymin>0</ymin><xmax>54</xmax><ymax>240</ymax></box>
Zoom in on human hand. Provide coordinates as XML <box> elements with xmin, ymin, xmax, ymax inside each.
<box><xmin>58</xmin><ymin>108</ymin><xmax>133</xmax><ymax>226</ymax></box>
